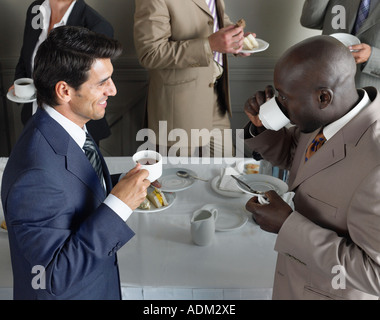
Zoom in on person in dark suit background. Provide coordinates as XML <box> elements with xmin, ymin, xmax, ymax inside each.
<box><xmin>9</xmin><ymin>0</ymin><xmax>114</xmax><ymax>145</ymax></box>
<box><xmin>1</xmin><ymin>26</ymin><xmax>150</xmax><ymax>300</ymax></box>
<box><xmin>300</xmin><ymin>0</ymin><xmax>380</xmax><ymax>92</ymax></box>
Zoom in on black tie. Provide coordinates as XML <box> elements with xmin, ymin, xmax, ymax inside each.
<box><xmin>83</xmin><ymin>133</ymin><xmax>104</xmax><ymax>184</ymax></box>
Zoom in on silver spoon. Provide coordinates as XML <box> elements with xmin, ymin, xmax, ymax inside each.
<box><xmin>230</xmin><ymin>175</ymin><xmax>266</xmax><ymax>195</ymax></box>
<box><xmin>176</xmin><ymin>170</ymin><xmax>209</xmax><ymax>182</ymax></box>
<box><xmin>230</xmin><ymin>175</ymin><xmax>270</xmax><ymax>204</ymax></box>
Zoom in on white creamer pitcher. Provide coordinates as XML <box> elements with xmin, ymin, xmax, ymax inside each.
<box><xmin>190</xmin><ymin>208</ymin><xmax>218</xmax><ymax>246</ymax></box>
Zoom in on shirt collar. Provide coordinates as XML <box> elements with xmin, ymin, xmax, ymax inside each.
<box><xmin>41</xmin><ymin>0</ymin><xmax>77</xmax><ymax>30</ymax></box>
<box><xmin>43</xmin><ymin>104</ymin><xmax>87</xmax><ymax>149</ymax></box>
<box><xmin>58</xmin><ymin>0</ymin><xmax>77</xmax><ymax>26</ymax></box>
<box><xmin>323</xmin><ymin>89</ymin><xmax>371</xmax><ymax>140</ymax></box>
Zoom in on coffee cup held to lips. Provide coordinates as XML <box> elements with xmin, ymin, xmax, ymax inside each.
<box><xmin>14</xmin><ymin>78</ymin><xmax>36</xmax><ymax>100</ymax></box>
<box><xmin>259</xmin><ymin>97</ymin><xmax>290</xmax><ymax>131</ymax></box>
<box><xmin>132</xmin><ymin>150</ymin><xmax>162</xmax><ymax>182</ymax></box>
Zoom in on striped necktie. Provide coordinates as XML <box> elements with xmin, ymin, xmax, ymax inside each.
<box><xmin>352</xmin><ymin>0</ymin><xmax>371</xmax><ymax>34</ymax></box>
<box><xmin>305</xmin><ymin>131</ymin><xmax>327</xmax><ymax>162</ymax></box>
<box><xmin>83</xmin><ymin>133</ymin><xmax>104</xmax><ymax>184</ymax></box>
<box><xmin>206</xmin><ymin>0</ymin><xmax>223</xmax><ymax>66</ymax></box>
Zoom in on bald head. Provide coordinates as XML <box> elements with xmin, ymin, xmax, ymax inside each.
<box><xmin>273</xmin><ymin>35</ymin><xmax>360</xmax><ymax>133</ymax></box>
<box><xmin>276</xmin><ymin>35</ymin><xmax>356</xmax><ymax>89</ymax></box>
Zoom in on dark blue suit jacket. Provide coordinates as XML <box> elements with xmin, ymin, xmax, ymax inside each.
<box><xmin>1</xmin><ymin>108</ymin><xmax>134</xmax><ymax>300</ymax></box>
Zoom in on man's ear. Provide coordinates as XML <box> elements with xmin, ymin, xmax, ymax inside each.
<box><xmin>55</xmin><ymin>81</ymin><xmax>72</xmax><ymax>103</ymax></box>
<box><xmin>318</xmin><ymin>88</ymin><xmax>333</xmax><ymax>109</ymax></box>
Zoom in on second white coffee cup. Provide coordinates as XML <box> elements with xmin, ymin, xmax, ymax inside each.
<box><xmin>132</xmin><ymin>150</ymin><xmax>162</xmax><ymax>182</ymax></box>
<box><xmin>14</xmin><ymin>78</ymin><xmax>36</xmax><ymax>99</ymax></box>
<box><xmin>259</xmin><ymin>97</ymin><xmax>290</xmax><ymax>131</ymax></box>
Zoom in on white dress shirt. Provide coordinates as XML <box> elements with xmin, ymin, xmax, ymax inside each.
<box><xmin>323</xmin><ymin>89</ymin><xmax>370</xmax><ymax>140</ymax></box>
<box><xmin>43</xmin><ymin>105</ymin><xmax>133</xmax><ymax>222</ymax></box>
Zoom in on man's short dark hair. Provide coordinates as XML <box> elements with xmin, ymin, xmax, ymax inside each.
<box><xmin>33</xmin><ymin>25</ymin><xmax>122</xmax><ymax>107</ymax></box>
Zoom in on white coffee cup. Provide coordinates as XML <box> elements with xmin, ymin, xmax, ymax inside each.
<box><xmin>132</xmin><ymin>150</ymin><xmax>162</xmax><ymax>182</ymax></box>
<box><xmin>190</xmin><ymin>208</ymin><xmax>218</xmax><ymax>246</ymax></box>
<box><xmin>14</xmin><ymin>78</ymin><xmax>36</xmax><ymax>99</ymax></box>
<box><xmin>259</xmin><ymin>97</ymin><xmax>290</xmax><ymax>131</ymax></box>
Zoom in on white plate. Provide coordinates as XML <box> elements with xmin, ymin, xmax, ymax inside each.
<box><xmin>159</xmin><ymin>167</ymin><xmax>197</xmax><ymax>192</ymax></box>
<box><xmin>240</xmin><ymin>38</ymin><xmax>270</xmax><ymax>54</ymax></box>
<box><xmin>134</xmin><ymin>189</ymin><xmax>176</xmax><ymax>213</ymax></box>
<box><xmin>235</xmin><ymin>159</ymin><xmax>261</xmax><ymax>175</ymax></box>
<box><xmin>211</xmin><ymin>175</ymin><xmax>246</xmax><ymax>198</ymax></box>
<box><xmin>330</xmin><ymin>33</ymin><xmax>360</xmax><ymax>47</ymax></box>
<box><xmin>201</xmin><ymin>204</ymin><xmax>248</xmax><ymax>232</ymax></box>
<box><xmin>235</xmin><ymin>174</ymin><xmax>288</xmax><ymax>196</ymax></box>
<box><xmin>7</xmin><ymin>88</ymin><xmax>36</xmax><ymax>103</ymax></box>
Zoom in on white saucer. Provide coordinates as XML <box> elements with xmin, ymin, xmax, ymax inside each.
<box><xmin>201</xmin><ymin>204</ymin><xmax>248</xmax><ymax>232</ymax></box>
<box><xmin>330</xmin><ymin>33</ymin><xmax>360</xmax><ymax>48</ymax></box>
<box><xmin>7</xmin><ymin>88</ymin><xmax>36</xmax><ymax>103</ymax></box>
<box><xmin>240</xmin><ymin>38</ymin><xmax>270</xmax><ymax>54</ymax></box>
<box><xmin>159</xmin><ymin>167</ymin><xmax>198</xmax><ymax>192</ymax></box>
<box><xmin>235</xmin><ymin>174</ymin><xmax>288</xmax><ymax>196</ymax></box>
<box><xmin>211</xmin><ymin>175</ymin><xmax>246</xmax><ymax>198</ymax></box>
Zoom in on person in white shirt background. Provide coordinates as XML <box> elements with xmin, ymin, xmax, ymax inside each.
<box><xmin>9</xmin><ymin>0</ymin><xmax>114</xmax><ymax>145</ymax></box>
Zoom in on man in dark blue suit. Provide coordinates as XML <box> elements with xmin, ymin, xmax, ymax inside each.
<box><xmin>1</xmin><ymin>26</ymin><xmax>150</xmax><ymax>300</ymax></box>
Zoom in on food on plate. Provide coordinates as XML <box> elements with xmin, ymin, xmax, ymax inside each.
<box><xmin>147</xmin><ymin>188</ymin><xmax>169</xmax><ymax>208</ymax></box>
<box><xmin>234</xmin><ymin>19</ymin><xmax>259</xmax><ymax>50</ymax></box>
<box><xmin>245</xmin><ymin>163</ymin><xmax>260</xmax><ymax>174</ymax></box>
<box><xmin>138</xmin><ymin>198</ymin><xmax>151</xmax><ymax>210</ymax></box>
<box><xmin>235</xmin><ymin>18</ymin><xmax>246</xmax><ymax>28</ymax></box>
<box><xmin>147</xmin><ymin>188</ymin><xmax>168</xmax><ymax>208</ymax></box>
<box><xmin>243</xmin><ymin>34</ymin><xmax>259</xmax><ymax>50</ymax></box>
<box><xmin>1</xmin><ymin>220</ymin><xmax>6</xmax><ymax>230</ymax></box>
<box><xmin>137</xmin><ymin>187</ymin><xmax>169</xmax><ymax>210</ymax></box>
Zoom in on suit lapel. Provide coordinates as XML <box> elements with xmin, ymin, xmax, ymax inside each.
<box><xmin>289</xmin><ymin>131</ymin><xmax>345</xmax><ymax>190</ymax></box>
<box><xmin>192</xmin><ymin>0</ymin><xmax>211</xmax><ymax>16</ymax></box>
<box><xmin>66</xmin><ymin>141</ymin><xmax>106</xmax><ymax>201</ymax></box>
<box><xmin>24</xmin><ymin>0</ymin><xmax>45</xmax><ymax>77</ymax></box>
<box><xmin>35</xmin><ymin>109</ymin><xmax>107</xmax><ymax>202</ymax></box>
<box><xmin>345</xmin><ymin>0</ymin><xmax>361</xmax><ymax>32</ymax></box>
<box><xmin>290</xmin><ymin>88</ymin><xmax>380</xmax><ymax>190</ymax></box>
<box><xmin>191</xmin><ymin>0</ymin><xmax>225</xmax><ymax>31</ymax></box>
<box><xmin>66</xmin><ymin>0</ymin><xmax>85</xmax><ymax>25</ymax></box>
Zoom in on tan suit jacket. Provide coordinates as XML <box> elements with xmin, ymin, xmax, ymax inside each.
<box><xmin>245</xmin><ymin>87</ymin><xmax>380</xmax><ymax>299</ymax></box>
<box><xmin>301</xmin><ymin>0</ymin><xmax>380</xmax><ymax>91</ymax></box>
<box><xmin>134</xmin><ymin>0</ymin><xmax>233</xmax><ymax>147</ymax></box>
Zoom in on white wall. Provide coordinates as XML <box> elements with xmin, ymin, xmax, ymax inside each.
<box><xmin>0</xmin><ymin>0</ymin><xmax>320</xmax><ymax>156</ymax></box>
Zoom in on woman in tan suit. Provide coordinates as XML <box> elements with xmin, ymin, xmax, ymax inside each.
<box><xmin>134</xmin><ymin>0</ymin><xmax>253</xmax><ymax>156</ymax></box>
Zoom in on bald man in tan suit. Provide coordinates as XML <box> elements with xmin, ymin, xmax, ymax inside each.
<box><xmin>245</xmin><ymin>36</ymin><xmax>380</xmax><ymax>300</ymax></box>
